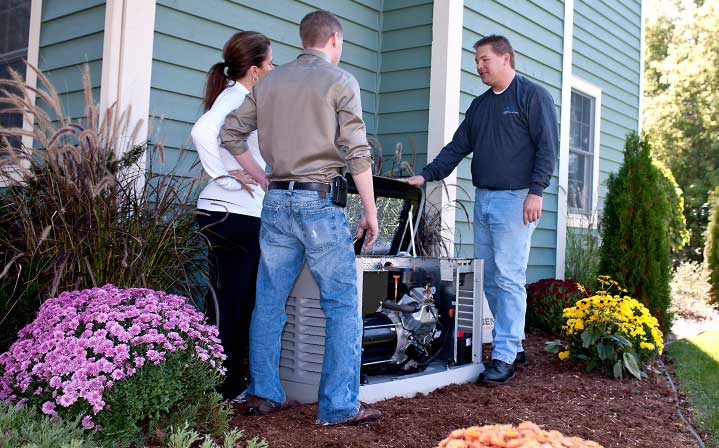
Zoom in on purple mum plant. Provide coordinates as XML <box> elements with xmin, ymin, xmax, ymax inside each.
<box><xmin>0</xmin><ymin>285</ymin><xmax>225</xmax><ymax>433</ymax></box>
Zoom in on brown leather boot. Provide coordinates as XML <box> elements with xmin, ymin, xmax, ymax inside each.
<box><xmin>246</xmin><ymin>396</ymin><xmax>296</xmax><ymax>416</ymax></box>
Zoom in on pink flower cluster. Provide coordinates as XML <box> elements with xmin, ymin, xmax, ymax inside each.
<box><xmin>0</xmin><ymin>285</ymin><xmax>225</xmax><ymax>429</ymax></box>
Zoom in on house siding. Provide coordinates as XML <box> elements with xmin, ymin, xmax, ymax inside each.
<box><xmin>38</xmin><ymin>0</ymin><xmax>105</xmax><ymax>119</ymax></box>
<box><xmin>572</xmin><ymin>0</ymin><xmax>641</xmax><ymax>210</ymax></box>
<box><xmin>149</xmin><ymin>0</ymin><xmax>382</xmax><ymax>175</ymax></box>
<box><xmin>376</xmin><ymin>0</ymin><xmax>433</xmax><ymax>173</ymax></box>
<box><xmin>454</xmin><ymin>0</ymin><xmax>564</xmax><ymax>282</ymax></box>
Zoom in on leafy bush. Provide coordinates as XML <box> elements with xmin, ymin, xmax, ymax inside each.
<box><xmin>546</xmin><ymin>276</ymin><xmax>664</xmax><ymax>380</ymax></box>
<box><xmin>526</xmin><ymin>279</ymin><xmax>588</xmax><ymax>335</ymax></box>
<box><xmin>705</xmin><ymin>186</ymin><xmax>719</xmax><ymax>304</ymax></box>
<box><xmin>598</xmin><ymin>132</ymin><xmax>672</xmax><ymax>331</ymax></box>
<box><xmin>0</xmin><ymin>400</ymin><xmax>97</xmax><ymax>448</ymax></box>
<box><xmin>166</xmin><ymin>423</ymin><xmax>268</xmax><ymax>448</ymax></box>
<box><xmin>653</xmin><ymin>159</ymin><xmax>690</xmax><ymax>254</ymax></box>
<box><xmin>0</xmin><ymin>64</ymin><xmax>207</xmax><ymax>352</ymax></box>
<box><xmin>0</xmin><ymin>285</ymin><xmax>226</xmax><ymax>446</ymax></box>
<box><xmin>670</xmin><ymin>261</ymin><xmax>716</xmax><ymax>320</ymax></box>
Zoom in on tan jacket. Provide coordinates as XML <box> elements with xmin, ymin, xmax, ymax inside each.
<box><xmin>220</xmin><ymin>49</ymin><xmax>371</xmax><ymax>184</ymax></box>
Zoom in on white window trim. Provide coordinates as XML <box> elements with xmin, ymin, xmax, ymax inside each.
<box><xmin>0</xmin><ymin>0</ymin><xmax>41</xmax><ymax>188</ymax></box>
<box><xmin>567</xmin><ymin>75</ymin><xmax>602</xmax><ymax>229</ymax></box>
<box><xmin>427</xmin><ymin>0</ymin><xmax>464</xmax><ymax>256</ymax></box>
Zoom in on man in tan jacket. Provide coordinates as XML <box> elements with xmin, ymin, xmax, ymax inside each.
<box><xmin>220</xmin><ymin>10</ymin><xmax>382</xmax><ymax>425</ymax></box>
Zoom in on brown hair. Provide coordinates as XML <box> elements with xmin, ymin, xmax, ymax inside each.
<box><xmin>202</xmin><ymin>31</ymin><xmax>271</xmax><ymax>111</ymax></box>
<box><xmin>299</xmin><ymin>10</ymin><xmax>343</xmax><ymax>48</ymax></box>
<box><xmin>473</xmin><ymin>35</ymin><xmax>515</xmax><ymax>69</ymax></box>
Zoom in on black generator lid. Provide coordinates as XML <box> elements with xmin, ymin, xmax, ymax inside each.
<box><xmin>346</xmin><ymin>175</ymin><xmax>424</xmax><ymax>256</ymax></box>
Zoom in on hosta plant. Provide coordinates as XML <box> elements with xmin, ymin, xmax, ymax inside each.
<box><xmin>545</xmin><ymin>275</ymin><xmax>664</xmax><ymax>380</ymax></box>
<box><xmin>0</xmin><ymin>285</ymin><xmax>226</xmax><ymax>446</ymax></box>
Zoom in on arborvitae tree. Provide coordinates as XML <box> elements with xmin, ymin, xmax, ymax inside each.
<box><xmin>599</xmin><ymin>133</ymin><xmax>672</xmax><ymax>331</ymax></box>
<box><xmin>704</xmin><ymin>187</ymin><xmax>719</xmax><ymax>304</ymax></box>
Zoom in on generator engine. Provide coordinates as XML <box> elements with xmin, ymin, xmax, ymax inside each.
<box><xmin>361</xmin><ymin>268</ymin><xmax>448</xmax><ymax>372</ymax></box>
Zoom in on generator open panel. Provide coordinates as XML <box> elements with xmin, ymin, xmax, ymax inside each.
<box><xmin>277</xmin><ymin>176</ymin><xmax>492</xmax><ymax>403</ymax></box>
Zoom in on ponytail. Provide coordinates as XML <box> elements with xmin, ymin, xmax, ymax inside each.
<box><xmin>203</xmin><ymin>62</ymin><xmax>228</xmax><ymax>112</ymax></box>
<box><xmin>201</xmin><ymin>31</ymin><xmax>271</xmax><ymax>111</ymax></box>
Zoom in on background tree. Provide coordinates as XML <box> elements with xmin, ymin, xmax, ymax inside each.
<box><xmin>643</xmin><ymin>0</ymin><xmax>719</xmax><ymax>261</ymax></box>
<box><xmin>599</xmin><ymin>133</ymin><xmax>672</xmax><ymax>331</ymax></box>
<box><xmin>704</xmin><ymin>187</ymin><xmax>719</xmax><ymax>303</ymax></box>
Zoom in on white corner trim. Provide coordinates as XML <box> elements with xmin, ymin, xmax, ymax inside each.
<box><xmin>20</xmin><ymin>0</ymin><xmax>42</xmax><ymax>150</ymax></box>
<box><xmin>99</xmin><ymin>0</ymin><xmax>156</xmax><ymax>160</ymax></box>
<box><xmin>427</xmin><ymin>0</ymin><xmax>464</xmax><ymax>256</ymax></box>
<box><xmin>638</xmin><ymin>0</ymin><xmax>645</xmax><ymax>134</ymax></box>
<box><xmin>556</xmin><ymin>0</ymin><xmax>574</xmax><ymax>279</ymax></box>
<box><xmin>567</xmin><ymin>75</ymin><xmax>602</xmax><ymax>230</ymax></box>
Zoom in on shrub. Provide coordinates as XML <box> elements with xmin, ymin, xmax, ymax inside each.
<box><xmin>0</xmin><ymin>400</ymin><xmax>97</xmax><ymax>447</ymax></box>
<box><xmin>526</xmin><ymin>279</ymin><xmax>588</xmax><ymax>335</ymax></box>
<box><xmin>705</xmin><ymin>186</ymin><xmax>719</xmax><ymax>304</ymax></box>
<box><xmin>437</xmin><ymin>421</ymin><xmax>602</xmax><ymax>448</ymax></box>
<box><xmin>598</xmin><ymin>132</ymin><xmax>672</xmax><ymax>331</ymax></box>
<box><xmin>546</xmin><ymin>276</ymin><xmax>664</xmax><ymax>380</ymax></box>
<box><xmin>670</xmin><ymin>261</ymin><xmax>716</xmax><ymax>320</ymax></box>
<box><xmin>653</xmin><ymin>159</ymin><xmax>690</xmax><ymax>254</ymax></box>
<box><xmin>0</xmin><ymin>285</ymin><xmax>226</xmax><ymax>446</ymax></box>
<box><xmin>0</xmin><ymin>64</ymin><xmax>207</xmax><ymax>352</ymax></box>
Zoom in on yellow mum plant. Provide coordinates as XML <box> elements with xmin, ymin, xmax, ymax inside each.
<box><xmin>545</xmin><ymin>276</ymin><xmax>664</xmax><ymax>379</ymax></box>
<box><xmin>437</xmin><ymin>421</ymin><xmax>603</xmax><ymax>448</ymax></box>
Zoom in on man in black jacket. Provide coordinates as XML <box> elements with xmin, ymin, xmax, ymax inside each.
<box><xmin>402</xmin><ymin>35</ymin><xmax>558</xmax><ymax>385</ymax></box>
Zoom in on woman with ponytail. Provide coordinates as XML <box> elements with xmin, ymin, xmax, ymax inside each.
<box><xmin>191</xmin><ymin>31</ymin><xmax>272</xmax><ymax>402</ymax></box>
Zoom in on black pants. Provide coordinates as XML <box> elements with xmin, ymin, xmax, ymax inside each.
<box><xmin>197</xmin><ymin>210</ymin><xmax>261</xmax><ymax>400</ymax></box>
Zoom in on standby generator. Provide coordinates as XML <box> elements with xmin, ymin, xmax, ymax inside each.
<box><xmin>278</xmin><ymin>176</ymin><xmax>492</xmax><ymax>403</ymax></box>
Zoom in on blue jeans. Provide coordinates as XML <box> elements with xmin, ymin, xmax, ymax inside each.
<box><xmin>247</xmin><ymin>188</ymin><xmax>361</xmax><ymax>424</ymax></box>
<box><xmin>474</xmin><ymin>188</ymin><xmax>537</xmax><ymax>364</ymax></box>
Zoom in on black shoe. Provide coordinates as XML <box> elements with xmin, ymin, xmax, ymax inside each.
<box><xmin>483</xmin><ymin>352</ymin><xmax>527</xmax><ymax>369</ymax></box>
<box><xmin>478</xmin><ymin>359</ymin><xmax>515</xmax><ymax>385</ymax></box>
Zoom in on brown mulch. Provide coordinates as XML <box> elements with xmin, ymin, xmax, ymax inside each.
<box><xmin>230</xmin><ymin>335</ymin><xmax>698</xmax><ymax>448</ymax></box>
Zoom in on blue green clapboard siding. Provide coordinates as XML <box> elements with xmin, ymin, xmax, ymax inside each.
<box><xmin>375</xmin><ymin>0</ymin><xmax>433</xmax><ymax>175</ymax></box>
<box><xmin>149</xmin><ymin>0</ymin><xmax>382</xmax><ymax>175</ymax></box>
<box><xmin>455</xmin><ymin>0</ymin><xmax>564</xmax><ymax>283</ymax></box>
<box><xmin>38</xmin><ymin>0</ymin><xmax>105</xmax><ymax>120</ymax></box>
<box><xmin>572</xmin><ymin>0</ymin><xmax>641</xmax><ymax>212</ymax></box>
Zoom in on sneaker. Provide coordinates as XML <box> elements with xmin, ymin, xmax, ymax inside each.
<box><xmin>477</xmin><ymin>359</ymin><xmax>515</xmax><ymax>385</ymax></box>
<box><xmin>319</xmin><ymin>404</ymin><xmax>383</xmax><ymax>426</ymax></box>
<box><xmin>246</xmin><ymin>396</ymin><xmax>296</xmax><ymax>416</ymax></box>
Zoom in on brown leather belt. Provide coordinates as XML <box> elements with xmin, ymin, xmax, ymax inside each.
<box><xmin>268</xmin><ymin>181</ymin><xmax>330</xmax><ymax>193</ymax></box>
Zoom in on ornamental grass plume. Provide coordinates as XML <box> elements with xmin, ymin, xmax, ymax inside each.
<box><xmin>437</xmin><ymin>421</ymin><xmax>603</xmax><ymax>448</ymax></box>
<box><xmin>0</xmin><ymin>63</ymin><xmax>208</xmax><ymax>352</ymax></box>
<box><xmin>0</xmin><ymin>285</ymin><xmax>226</xmax><ymax>446</ymax></box>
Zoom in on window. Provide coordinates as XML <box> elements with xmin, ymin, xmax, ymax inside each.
<box><xmin>568</xmin><ymin>91</ymin><xmax>594</xmax><ymax>213</ymax></box>
<box><xmin>567</xmin><ymin>77</ymin><xmax>602</xmax><ymax>223</ymax></box>
<box><xmin>0</xmin><ymin>0</ymin><xmax>32</xmax><ymax>148</ymax></box>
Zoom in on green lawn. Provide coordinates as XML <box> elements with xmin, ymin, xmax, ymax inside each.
<box><xmin>666</xmin><ymin>329</ymin><xmax>719</xmax><ymax>447</ymax></box>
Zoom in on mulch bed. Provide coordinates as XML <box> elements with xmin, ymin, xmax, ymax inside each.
<box><xmin>230</xmin><ymin>334</ymin><xmax>698</xmax><ymax>448</ymax></box>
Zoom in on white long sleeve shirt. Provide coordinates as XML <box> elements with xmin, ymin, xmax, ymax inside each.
<box><xmin>191</xmin><ymin>82</ymin><xmax>266</xmax><ymax>217</ymax></box>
